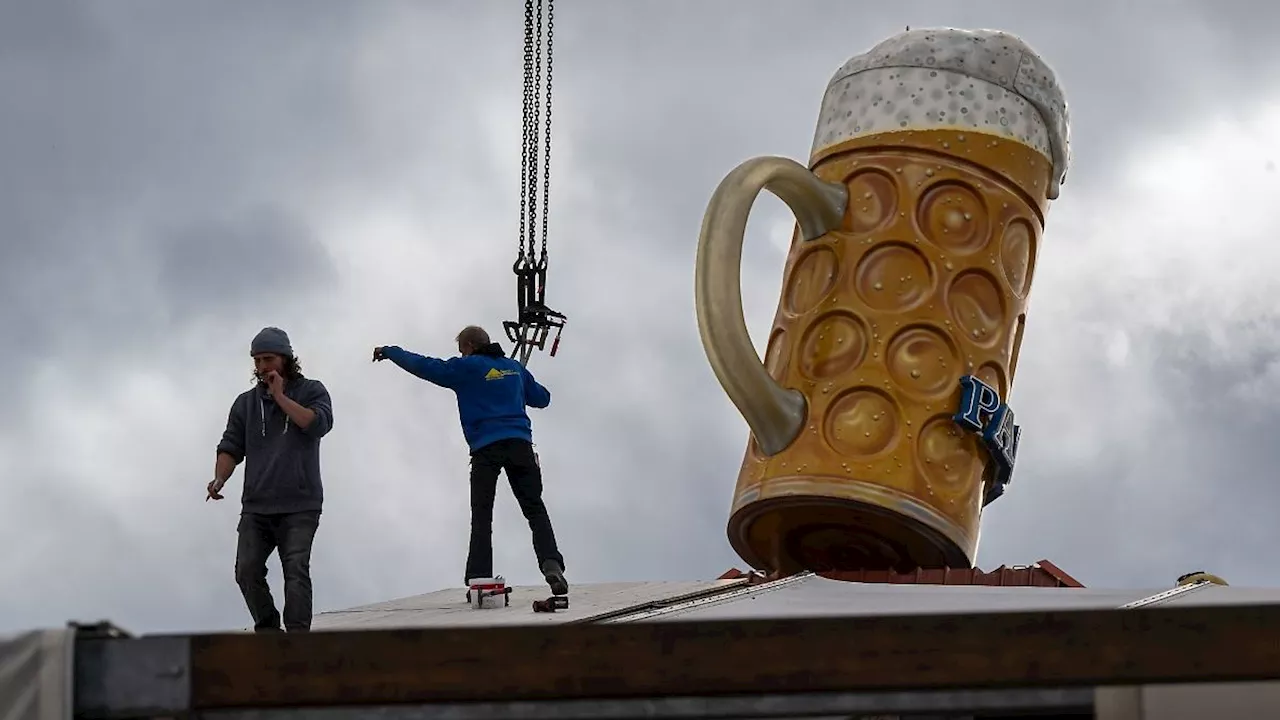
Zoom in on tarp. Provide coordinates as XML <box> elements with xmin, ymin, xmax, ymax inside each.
<box><xmin>0</xmin><ymin>629</ymin><xmax>73</xmax><ymax>720</ymax></box>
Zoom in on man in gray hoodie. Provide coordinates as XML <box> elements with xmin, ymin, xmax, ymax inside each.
<box><xmin>207</xmin><ymin>327</ymin><xmax>334</xmax><ymax>633</ymax></box>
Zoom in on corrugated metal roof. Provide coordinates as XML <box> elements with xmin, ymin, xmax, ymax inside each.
<box><xmin>311</xmin><ymin>579</ymin><xmax>748</xmax><ymax>630</ymax></box>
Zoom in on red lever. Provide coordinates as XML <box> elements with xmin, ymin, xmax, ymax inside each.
<box><xmin>550</xmin><ymin>326</ymin><xmax>563</xmax><ymax>356</ymax></box>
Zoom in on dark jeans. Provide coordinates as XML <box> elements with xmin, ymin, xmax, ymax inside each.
<box><xmin>234</xmin><ymin>510</ymin><xmax>320</xmax><ymax>632</ymax></box>
<box><xmin>464</xmin><ymin>438</ymin><xmax>564</xmax><ymax>582</ymax></box>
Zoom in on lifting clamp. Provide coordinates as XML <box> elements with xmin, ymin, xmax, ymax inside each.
<box><xmin>503</xmin><ymin>251</ymin><xmax>565</xmax><ymax>366</ymax></box>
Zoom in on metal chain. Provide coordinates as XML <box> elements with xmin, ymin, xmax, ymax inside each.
<box><xmin>507</xmin><ymin>0</ymin><xmax>561</xmax><ymax>366</ymax></box>
<box><xmin>528</xmin><ymin>0</ymin><xmax>543</xmax><ymax>266</ymax></box>
<box><xmin>539</xmin><ymin>0</ymin><xmax>553</xmax><ymax>263</ymax></box>
<box><xmin>519</xmin><ymin>0</ymin><xmax>535</xmax><ymax>263</ymax></box>
<box><xmin>517</xmin><ymin>0</ymin><xmax>552</xmax><ymax>268</ymax></box>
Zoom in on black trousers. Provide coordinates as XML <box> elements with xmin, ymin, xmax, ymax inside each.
<box><xmin>464</xmin><ymin>437</ymin><xmax>564</xmax><ymax>582</ymax></box>
<box><xmin>234</xmin><ymin>510</ymin><xmax>320</xmax><ymax>632</ymax></box>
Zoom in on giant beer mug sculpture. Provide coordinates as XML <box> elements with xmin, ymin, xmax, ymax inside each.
<box><xmin>696</xmin><ymin>28</ymin><xmax>1070</xmax><ymax>574</ymax></box>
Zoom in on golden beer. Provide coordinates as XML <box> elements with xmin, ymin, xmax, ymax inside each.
<box><xmin>695</xmin><ymin>28</ymin><xmax>1070</xmax><ymax>574</ymax></box>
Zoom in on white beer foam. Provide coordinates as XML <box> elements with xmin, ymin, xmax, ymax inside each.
<box><xmin>813</xmin><ymin>68</ymin><xmax>1053</xmax><ymax>162</ymax></box>
<box><xmin>811</xmin><ymin>28</ymin><xmax>1071</xmax><ymax>199</ymax></box>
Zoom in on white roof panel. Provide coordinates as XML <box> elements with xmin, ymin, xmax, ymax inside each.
<box><xmin>612</xmin><ymin>574</ymin><xmax>1157</xmax><ymax>623</ymax></box>
<box><xmin>1147</xmin><ymin>583</ymin><xmax>1280</xmax><ymax>607</ymax></box>
<box><xmin>311</xmin><ymin>579</ymin><xmax>748</xmax><ymax>630</ymax></box>
<box><xmin>312</xmin><ymin>570</ymin><xmax>1280</xmax><ymax>631</ymax></box>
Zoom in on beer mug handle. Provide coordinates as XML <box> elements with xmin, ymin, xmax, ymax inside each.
<box><xmin>695</xmin><ymin>156</ymin><xmax>849</xmax><ymax>456</ymax></box>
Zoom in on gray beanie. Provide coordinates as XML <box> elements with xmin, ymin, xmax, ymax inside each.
<box><xmin>250</xmin><ymin>326</ymin><xmax>294</xmax><ymax>357</ymax></box>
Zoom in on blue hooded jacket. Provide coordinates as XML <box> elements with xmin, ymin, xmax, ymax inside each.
<box><xmin>380</xmin><ymin>342</ymin><xmax>551</xmax><ymax>453</ymax></box>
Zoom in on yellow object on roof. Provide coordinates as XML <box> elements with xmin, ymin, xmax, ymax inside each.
<box><xmin>1177</xmin><ymin>571</ymin><xmax>1229</xmax><ymax>586</ymax></box>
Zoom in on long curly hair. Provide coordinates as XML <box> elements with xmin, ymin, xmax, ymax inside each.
<box><xmin>251</xmin><ymin>355</ymin><xmax>304</xmax><ymax>386</ymax></box>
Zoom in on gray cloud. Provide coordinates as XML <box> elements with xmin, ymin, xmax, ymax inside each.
<box><xmin>151</xmin><ymin>205</ymin><xmax>335</xmax><ymax>321</ymax></box>
<box><xmin>979</xmin><ymin>315</ymin><xmax>1280</xmax><ymax>588</ymax></box>
<box><xmin>3</xmin><ymin>1</ymin><xmax>1280</xmax><ymax>635</ymax></box>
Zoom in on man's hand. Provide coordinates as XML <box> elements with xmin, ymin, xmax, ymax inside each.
<box><xmin>372</xmin><ymin>346</ymin><xmax>388</xmax><ymax>362</ymax></box>
<box><xmin>206</xmin><ymin>477</ymin><xmax>226</xmax><ymax>502</ymax></box>
<box><xmin>264</xmin><ymin>369</ymin><xmax>285</xmax><ymax>397</ymax></box>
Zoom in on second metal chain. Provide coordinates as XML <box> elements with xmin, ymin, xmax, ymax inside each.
<box><xmin>540</xmin><ymin>0</ymin><xmax>553</xmax><ymax>264</ymax></box>
<box><xmin>520</xmin><ymin>0</ymin><xmax>552</xmax><ymax>268</ymax></box>
<box><xmin>519</xmin><ymin>0</ymin><xmax>536</xmax><ymax>263</ymax></box>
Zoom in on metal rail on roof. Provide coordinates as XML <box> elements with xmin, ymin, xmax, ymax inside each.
<box><xmin>569</xmin><ymin>578</ymin><xmax>755</xmax><ymax>625</ymax></box>
<box><xmin>1119</xmin><ymin>578</ymin><xmax>1217</xmax><ymax>609</ymax></box>
<box><xmin>602</xmin><ymin>572</ymin><xmax>812</xmax><ymax>624</ymax></box>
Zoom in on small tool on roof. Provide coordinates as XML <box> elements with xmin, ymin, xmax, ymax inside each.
<box><xmin>466</xmin><ymin>576</ymin><xmax>512</xmax><ymax>609</ymax></box>
<box><xmin>532</xmin><ymin>595</ymin><xmax>569</xmax><ymax>613</ymax></box>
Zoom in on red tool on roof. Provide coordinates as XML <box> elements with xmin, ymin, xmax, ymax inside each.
<box><xmin>465</xmin><ymin>576</ymin><xmax>512</xmax><ymax>609</ymax></box>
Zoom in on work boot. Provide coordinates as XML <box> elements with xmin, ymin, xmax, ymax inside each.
<box><xmin>541</xmin><ymin>559</ymin><xmax>569</xmax><ymax>596</ymax></box>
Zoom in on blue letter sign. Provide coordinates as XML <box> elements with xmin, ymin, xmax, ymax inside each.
<box><xmin>952</xmin><ymin>375</ymin><xmax>1021</xmax><ymax>506</ymax></box>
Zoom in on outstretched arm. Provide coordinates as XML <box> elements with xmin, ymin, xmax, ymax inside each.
<box><xmin>521</xmin><ymin>365</ymin><xmax>551</xmax><ymax>409</ymax></box>
<box><xmin>376</xmin><ymin>346</ymin><xmax>463</xmax><ymax>389</ymax></box>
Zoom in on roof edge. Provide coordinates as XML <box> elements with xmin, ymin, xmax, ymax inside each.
<box><xmin>1035</xmin><ymin>559</ymin><xmax>1085</xmax><ymax>588</ymax></box>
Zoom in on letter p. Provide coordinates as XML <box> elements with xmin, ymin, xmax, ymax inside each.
<box><xmin>953</xmin><ymin>375</ymin><xmax>1000</xmax><ymax>432</ymax></box>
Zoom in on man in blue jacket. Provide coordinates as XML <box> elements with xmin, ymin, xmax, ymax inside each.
<box><xmin>373</xmin><ymin>325</ymin><xmax>568</xmax><ymax>596</ymax></box>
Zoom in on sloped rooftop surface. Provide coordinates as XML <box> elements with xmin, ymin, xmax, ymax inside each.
<box><xmin>607</xmin><ymin>572</ymin><xmax>1280</xmax><ymax>623</ymax></box>
<box><xmin>1144</xmin><ymin>584</ymin><xmax>1280</xmax><ymax>607</ymax></box>
<box><xmin>312</xmin><ymin>560</ymin><xmax>1276</xmax><ymax>630</ymax></box>
<box><xmin>603</xmin><ymin>573</ymin><xmax>1147</xmax><ymax>623</ymax></box>
<box><xmin>311</xmin><ymin>579</ymin><xmax>748</xmax><ymax>630</ymax></box>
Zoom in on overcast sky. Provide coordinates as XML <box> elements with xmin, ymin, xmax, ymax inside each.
<box><xmin>3</xmin><ymin>0</ymin><xmax>1280</xmax><ymax>635</ymax></box>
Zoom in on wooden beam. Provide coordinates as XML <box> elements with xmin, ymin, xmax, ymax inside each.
<box><xmin>179</xmin><ymin>601</ymin><xmax>1280</xmax><ymax>710</ymax></box>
